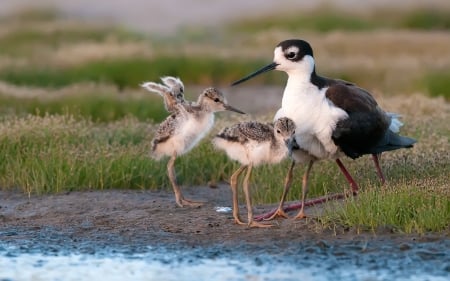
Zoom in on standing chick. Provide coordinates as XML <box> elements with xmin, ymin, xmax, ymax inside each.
<box><xmin>213</xmin><ymin>117</ymin><xmax>296</xmax><ymax>227</ymax></box>
<box><xmin>152</xmin><ymin>87</ymin><xmax>245</xmax><ymax>207</ymax></box>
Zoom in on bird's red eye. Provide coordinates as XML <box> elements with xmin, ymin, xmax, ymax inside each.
<box><xmin>287</xmin><ymin>52</ymin><xmax>296</xmax><ymax>59</ymax></box>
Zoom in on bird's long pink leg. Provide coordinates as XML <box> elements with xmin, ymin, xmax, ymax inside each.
<box><xmin>371</xmin><ymin>153</ymin><xmax>386</xmax><ymax>185</ymax></box>
<box><xmin>335</xmin><ymin>158</ymin><xmax>359</xmax><ymax>194</ymax></box>
<box><xmin>255</xmin><ymin>193</ymin><xmax>346</xmax><ymax>221</ymax></box>
<box><xmin>167</xmin><ymin>152</ymin><xmax>203</xmax><ymax>207</ymax></box>
<box><xmin>254</xmin><ymin>159</ymin><xmax>358</xmax><ymax>221</ymax></box>
<box><xmin>293</xmin><ymin>160</ymin><xmax>314</xmax><ymax>219</ymax></box>
<box><xmin>242</xmin><ymin>164</ymin><xmax>272</xmax><ymax>228</ymax></box>
<box><xmin>230</xmin><ymin>165</ymin><xmax>247</xmax><ymax>225</ymax></box>
<box><xmin>264</xmin><ymin>160</ymin><xmax>296</xmax><ymax>221</ymax></box>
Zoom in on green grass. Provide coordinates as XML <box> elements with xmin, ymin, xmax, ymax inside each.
<box><xmin>400</xmin><ymin>9</ymin><xmax>450</xmax><ymax>30</ymax></box>
<box><xmin>0</xmin><ymin>114</ymin><xmax>236</xmax><ymax>195</ymax></box>
<box><xmin>228</xmin><ymin>7</ymin><xmax>450</xmax><ymax>33</ymax></box>
<box><xmin>0</xmin><ymin>28</ymin><xmax>113</xmax><ymax>56</ymax></box>
<box><xmin>0</xmin><ymin>114</ymin><xmax>385</xmax><ymax>200</ymax></box>
<box><xmin>0</xmin><ymin>115</ymin><xmax>152</xmax><ymax>194</ymax></box>
<box><xmin>322</xmin><ymin>184</ymin><xmax>450</xmax><ymax>233</ymax></box>
<box><xmin>0</xmin><ymin>56</ymin><xmax>279</xmax><ymax>89</ymax></box>
<box><xmin>228</xmin><ymin>9</ymin><xmax>376</xmax><ymax>33</ymax></box>
<box><xmin>0</xmin><ymin>92</ymin><xmax>168</xmax><ymax>123</ymax></box>
<box><xmin>0</xmin><ymin>101</ymin><xmax>448</xmax><ymax>233</ymax></box>
<box><xmin>1</xmin><ymin>7</ymin><xmax>448</xmax><ymax>94</ymax></box>
<box><xmin>423</xmin><ymin>71</ymin><xmax>450</xmax><ymax>100</ymax></box>
<box><xmin>0</xmin><ymin>11</ymin><xmax>144</xmax><ymax>57</ymax></box>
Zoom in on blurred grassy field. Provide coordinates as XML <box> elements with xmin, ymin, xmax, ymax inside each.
<box><xmin>0</xmin><ymin>8</ymin><xmax>449</xmax><ymax>102</ymax></box>
<box><xmin>0</xmin><ymin>8</ymin><xmax>448</xmax><ymax>233</ymax></box>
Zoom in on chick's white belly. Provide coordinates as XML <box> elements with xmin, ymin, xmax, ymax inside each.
<box><xmin>213</xmin><ymin>139</ymin><xmax>249</xmax><ymax>164</ymax></box>
<box><xmin>247</xmin><ymin>142</ymin><xmax>283</xmax><ymax>166</ymax></box>
<box><xmin>153</xmin><ymin>135</ymin><xmax>186</xmax><ymax>158</ymax></box>
<box><xmin>180</xmin><ymin>115</ymin><xmax>214</xmax><ymax>154</ymax></box>
<box><xmin>214</xmin><ymin>139</ymin><xmax>288</xmax><ymax>166</ymax></box>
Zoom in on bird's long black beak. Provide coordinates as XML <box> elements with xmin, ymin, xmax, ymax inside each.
<box><xmin>231</xmin><ymin>62</ymin><xmax>278</xmax><ymax>86</ymax></box>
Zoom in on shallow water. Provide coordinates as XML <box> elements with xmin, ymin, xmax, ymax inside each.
<box><xmin>1</xmin><ymin>238</ymin><xmax>449</xmax><ymax>281</ymax></box>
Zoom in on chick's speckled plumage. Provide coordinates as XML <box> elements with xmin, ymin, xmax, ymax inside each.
<box><xmin>148</xmin><ymin>84</ymin><xmax>244</xmax><ymax>208</ymax></box>
<box><xmin>213</xmin><ymin>117</ymin><xmax>295</xmax><ymax>167</ymax></box>
<box><xmin>151</xmin><ymin>87</ymin><xmax>244</xmax><ymax>160</ymax></box>
<box><xmin>213</xmin><ymin>117</ymin><xmax>295</xmax><ymax>227</ymax></box>
<box><xmin>216</xmin><ymin>121</ymin><xmax>274</xmax><ymax>144</ymax></box>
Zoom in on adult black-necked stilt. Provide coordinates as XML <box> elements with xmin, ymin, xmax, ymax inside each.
<box><xmin>232</xmin><ymin>39</ymin><xmax>416</xmax><ymax>219</ymax></box>
<box><xmin>213</xmin><ymin>117</ymin><xmax>296</xmax><ymax>227</ymax></box>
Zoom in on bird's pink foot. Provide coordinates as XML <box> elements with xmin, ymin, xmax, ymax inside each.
<box><xmin>176</xmin><ymin>197</ymin><xmax>204</xmax><ymax>207</ymax></box>
<box><xmin>264</xmin><ymin>207</ymin><xmax>289</xmax><ymax>221</ymax></box>
<box><xmin>248</xmin><ymin>221</ymin><xmax>274</xmax><ymax>228</ymax></box>
<box><xmin>293</xmin><ymin>210</ymin><xmax>307</xmax><ymax>220</ymax></box>
<box><xmin>234</xmin><ymin>217</ymin><xmax>246</xmax><ymax>225</ymax></box>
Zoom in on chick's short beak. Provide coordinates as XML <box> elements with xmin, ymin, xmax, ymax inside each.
<box><xmin>224</xmin><ymin>104</ymin><xmax>246</xmax><ymax>114</ymax></box>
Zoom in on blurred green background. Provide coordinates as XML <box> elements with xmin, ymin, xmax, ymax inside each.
<box><xmin>0</xmin><ymin>1</ymin><xmax>449</xmax><ymax>122</ymax></box>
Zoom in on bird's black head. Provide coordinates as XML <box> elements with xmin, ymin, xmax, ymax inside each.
<box><xmin>231</xmin><ymin>39</ymin><xmax>315</xmax><ymax>86</ymax></box>
<box><xmin>277</xmin><ymin>39</ymin><xmax>314</xmax><ymax>62</ymax></box>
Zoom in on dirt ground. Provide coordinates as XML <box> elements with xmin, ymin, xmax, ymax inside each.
<box><xmin>1</xmin><ymin>185</ymin><xmax>447</xmax><ymax>254</ymax></box>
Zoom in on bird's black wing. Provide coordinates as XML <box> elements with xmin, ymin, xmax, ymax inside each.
<box><xmin>325</xmin><ymin>79</ymin><xmax>390</xmax><ymax>159</ymax></box>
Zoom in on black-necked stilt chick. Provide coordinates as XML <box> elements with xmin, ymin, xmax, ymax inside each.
<box><xmin>152</xmin><ymin>87</ymin><xmax>245</xmax><ymax>207</ymax></box>
<box><xmin>232</xmin><ymin>39</ymin><xmax>416</xmax><ymax>218</ymax></box>
<box><xmin>141</xmin><ymin>76</ymin><xmax>187</xmax><ymax>113</ymax></box>
<box><xmin>213</xmin><ymin>117</ymin><xmax>296</xmax><ymax>228</ymax></box>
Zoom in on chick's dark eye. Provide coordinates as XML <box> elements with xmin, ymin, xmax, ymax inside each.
<box><xmin>214</xmin><ymin>98</ymin><xmax>220</xmax><ymax>102</ymax></box>
<box><xmin>276</xmin><ymin>129</ymin><xmax>281</xmax><ymax>134</ymax></box>
<box><xmin>287</xmin><ymin>52</ymin><xmax>296</xmax><ymax>59</ymax></box>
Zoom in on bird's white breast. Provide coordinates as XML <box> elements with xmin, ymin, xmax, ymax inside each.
<box><xmin>181</xmin><ymin>113</ymin><xmax>214</xmax><ymax>154</ymax></box>
<box><xmin>274</xmin><ymin>78</ymin><xmax>348</xmax><ymax>159</ymax></box>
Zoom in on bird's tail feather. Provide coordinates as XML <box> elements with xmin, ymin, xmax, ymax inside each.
<box><xmin>371</xmin><ymin>130</ymin><xmax>416</xmax><ymax>154</ymax></box>
<box><xmin>387</xmin><ymin>112</ymin><xmax>403</xmax><ymax>133</ymax></box>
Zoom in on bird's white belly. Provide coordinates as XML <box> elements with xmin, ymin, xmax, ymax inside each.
<box><xmin>180</xmin><ymin>114</ymin><xmax>214</xmax><ymax>154</ymax></box>
<box><xmin>247</xmin><ymin>141</ymin><xmax>288</xmax><ymax>166</ymax></box>
<box><xmin>274</xmin><ymin>85</ymin><xmax>348</xmax><ymax>159</ymax></box>
<box><xmin>153</xmin><ymin>134</ymin><xmax>185</xmax><ymax>158</ymax></box>
<box><xmin>213</xmin><ymin>139</ymin><xmax>288</xmax><ymax>166</ymax></box>
<box><xmin>213</xmin><ymin>138</ymin><xmax>249</xmax><ymax>164</ymax></box>
<box><xmin>154</xmin><ymin>114</ymin><xmax>214</xmax><ymax>158</ymax></box>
